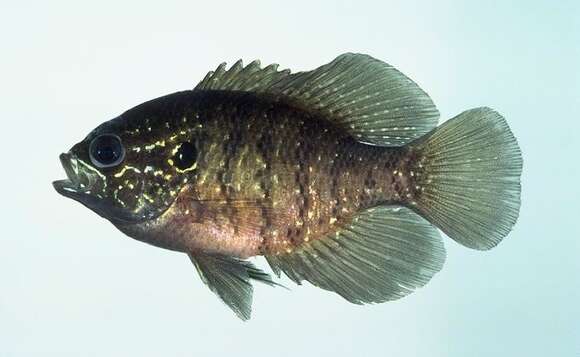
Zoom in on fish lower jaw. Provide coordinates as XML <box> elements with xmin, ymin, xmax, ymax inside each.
<box><xmin>52</xmin><ymin>178</ymin><xmax>86</xmax><ymax>194</ymax></box>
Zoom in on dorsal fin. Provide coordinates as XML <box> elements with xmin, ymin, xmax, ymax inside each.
<box><xmin>195</xmin><ymin>53</ymin><xmax>440</xmax><ymax>146</ymax></box>
<box><xmin>195</xmin><ymin>59</ymin><xmax>291</xmax><ymax>92</ymax></box>
<box><xmin>265</xmin><ymin>206</ymin><xmax>446</xmax><ymax>303</ymax></box>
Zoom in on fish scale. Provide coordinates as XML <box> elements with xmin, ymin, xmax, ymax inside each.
<box><xmin>179</xmin><ymin>91</ymin><xmax>413</xmax><ymax>256</ymax></box>
<box><xmin>54</xmin><ymin>53</ymin><xmax>522</xmax><ymax>320</ymax></box>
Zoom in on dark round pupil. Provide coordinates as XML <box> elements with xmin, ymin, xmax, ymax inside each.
<box><xmin>173</xmin><ymin>142</ymin><xmax>197</xmax><ymax>170</ymax></box>
<box><xmin>92</xmin><ymin>136</ymin><xmax>121</xmax><ymax>165</ymax></box>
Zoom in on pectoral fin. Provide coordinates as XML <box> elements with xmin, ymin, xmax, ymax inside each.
<box><xmin>189</xmin><ymin>252</ymin><xmax>278</xmax><ymax>320</ymax></box>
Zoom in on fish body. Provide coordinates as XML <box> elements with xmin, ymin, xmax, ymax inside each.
<box><xmin>54</xmin><ymin>54</ymin><xmax>522</xmax><ymax>319</ymax></box>
<box><xmin>113</xmin><ymin>90</ymin><xmax>412</xmax><ymax>258</ymax></box>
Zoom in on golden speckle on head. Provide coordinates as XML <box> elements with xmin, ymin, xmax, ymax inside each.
<box><xmin>114</xmin><ymin>165</ymin><xmax>141</xmax><ymax>178</ymax></box>
<box><xmin>142</xmin><ymin>193</ymin><xmax>155</xmax><ymax>203</ymax></box>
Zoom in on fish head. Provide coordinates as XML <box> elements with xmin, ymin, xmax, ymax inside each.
<box><xmin>53</xmin><ymin>105</ymin><xmax>196</xmax><ymax>225</ymax></box>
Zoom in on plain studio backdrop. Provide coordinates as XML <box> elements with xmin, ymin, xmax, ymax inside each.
<box><xmin>1</xmin><ymin>1</ymin><xmax>578</xmax><ymax>356</ymax></box>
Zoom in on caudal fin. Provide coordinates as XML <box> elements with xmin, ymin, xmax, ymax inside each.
<box><xmin>410</xmin><ymin>107</ymin><xmax>522</xmax><ymax>250</ymax></box>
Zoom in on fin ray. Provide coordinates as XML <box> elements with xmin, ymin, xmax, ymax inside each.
<box><xmin>410</xmin><ymin>107</ymin><xmax>522</xmax><ymax>250</ymax></box>
<box><xmin>195</xmin><ymin>53</ymin><xmax>439</xmax><ymax>146</ymax></box>
<box><xmin>266</xmin><ymin>206</ymin><xmax>445</xmax><ymax>303</ymax></box>
<box><xmin>189</xmin><ymin>253</ymin><xmax>277</xmax><ymax>320</ymax></box>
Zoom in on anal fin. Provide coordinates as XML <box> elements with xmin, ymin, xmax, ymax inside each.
<box><xmin>189</xmin><ymin>253</ymin><xmax>278</xmax><ymax>320</ymax></box>
<box><xmin>266</xmin><ymin>206</ymin><xmax>445</xmax><ymax>304</ymax></box>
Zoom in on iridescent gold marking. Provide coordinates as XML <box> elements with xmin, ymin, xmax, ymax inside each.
<box><xmin>114</xmin><ymin>165</ymin><xmax>141</xmax><ymax>178</ymax></box>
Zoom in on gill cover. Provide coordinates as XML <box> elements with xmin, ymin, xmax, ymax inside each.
<box><xmin>54</xmin><ymin>96</ymin><xmax>199</xmax><ymax>224</ymax></box>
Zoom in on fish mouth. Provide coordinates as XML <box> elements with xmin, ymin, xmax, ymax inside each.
<box><xmin>53</xmin><ymin>153</ymin><xmax>94</xmax><ymax>196</ymax></box>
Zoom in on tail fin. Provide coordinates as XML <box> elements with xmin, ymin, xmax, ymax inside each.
<box><xmin>410</xmin><ymin>107</ymin><xmax>522</xmax><ymax>250</ymax></box>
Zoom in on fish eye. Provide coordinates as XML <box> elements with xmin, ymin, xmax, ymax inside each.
<box><xmin>172</xmin><ymin>141</ymin><xmax>197</xmax><ymax>170</ymax></box>
<box><xmin>89</xmin><ymin>134</ymin><xmax>125</xmax><ymax>168</ymax></box>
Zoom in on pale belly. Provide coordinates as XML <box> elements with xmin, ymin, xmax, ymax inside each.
<box><xmin>114</xmin><ymin>193</ymin><xmax>264</xmax><ymax>258</ymax></box>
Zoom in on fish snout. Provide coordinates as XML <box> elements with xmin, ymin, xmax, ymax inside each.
<box><xmin>53</xmin><ymin>152</ymin><xmax>93</xmax><ymax>194</ymax></box>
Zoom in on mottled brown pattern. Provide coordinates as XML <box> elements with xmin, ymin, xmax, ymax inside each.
<box><xmin>53</xmin><ymin>54</ymin><xmax>522</xmax><ymax>321</ymax></box>
<box><xmin>111</xmin><ymin>90</ymin><xmax>420</xmax><ymax>258</ymax></box>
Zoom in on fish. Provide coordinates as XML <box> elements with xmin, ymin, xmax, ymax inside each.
<box><xmin>53</xmin><ymin>53</ymin><xmax>522</xmax><ymax>320</ymax></box>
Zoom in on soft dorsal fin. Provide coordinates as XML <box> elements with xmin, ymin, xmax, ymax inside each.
<box><xmin>265</xmin><ymin>206</ymin><xmax>446</xmax><ymax>303</ymax></box>
<box><xmin>189</xmin><ymin>252</ymin><xmax>278</xmax><ymax>320</ymax></box>
<box><xmin>195</xmin><ymin>53</ymin><xmax>440</xmax><ymax>146</ymax></box>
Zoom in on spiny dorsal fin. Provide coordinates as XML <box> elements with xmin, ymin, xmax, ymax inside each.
<box><xmin>195</xmin><ymin>59</ymin><xmax>291</xmax><ymax>92</ymax></box>
<box><xmin>265</xmin><ymin>206</ymin><xmax>446</xmax><ymax>303</ymax></box>
<box><xmin>195</xmin><ymin>53</ymin><xmax>439</xmax><ymax>146</ymax></box>
<box><xmin>189</xmin><ymin>253</ymin><xmax>278</xmax><ymax>320</ymax></box>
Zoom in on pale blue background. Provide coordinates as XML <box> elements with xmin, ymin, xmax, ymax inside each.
<box><xmin>1</xmin><ymin>1</ymin><xmax>578</xmax><ymax>356</ymax></box>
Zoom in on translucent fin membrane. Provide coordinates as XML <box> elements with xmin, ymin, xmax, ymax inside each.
<box><xmin>266</xmin><ymin>206</ymin><xmax>445</xmax><ymax>303</ymax></box>
<box><xmin>195</xmin><ymin>59</ymin><xmax>291</xmax><ymax>92</ymax></box>
<box><xmin>195</xmin><ymin>53</ymin><xmax>439</xmax><ymax>146</ymax></box>
<box><xmin>270</xmin><ymin>53</ymin><xmax>440</xmax><ymax>146</ymax></box>
<box><xmin>411</xmin><ymin>107</ymin><xmax>523</xmax><ymax>250</ymax></box>
<box><xmin>189</xmin><ymin>253</ymin><xmax>277</xmax><ymax>320</ymax></box>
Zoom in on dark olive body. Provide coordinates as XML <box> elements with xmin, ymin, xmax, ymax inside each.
<box><xmin>54</xmin><ymin>53</ymin><xmax>522</xmax><ymax>320</ymax></box>
<box><xmin>104</xmin><ymin>90</ymin><xmax>415</xmax><ymax>257</ymax></box>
